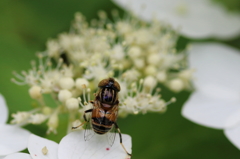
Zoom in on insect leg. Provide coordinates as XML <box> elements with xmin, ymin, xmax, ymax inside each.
<box><xmin>72</xmin><ymin>109</ymin><xmax>93</xmax><ymax>129</ymax></box>
<box><xmin>114</xmin><ymin>123</ymin><xmax>132</xmax><ymax>156</ymax></box>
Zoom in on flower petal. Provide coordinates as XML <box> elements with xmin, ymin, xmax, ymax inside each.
<box><xmin>182</xmin><ymin>90</ymin><xmax>240</xmax><ymax>129</ymax></box>
<box><xmin>0</xmin><ymin>94</ymin><xmax>8</xmax><ymax>124</ymax></box>
<box><xmin>112</xmin><ymin>0</ymin><xmax>240</xmax><ymax>39</ymax></box>
<box><xmin>188</xmin><ymin>42</ymin><xmax>240</xmax><ymax>94</ymax></box>
<box><xmin>58</xmin><ymin>130</ymin><xmax>132</xmax><ymax>159</ymax></box>
<box><xmin>3</xmin><ymin>153</ymin><xmax>32</xmax><ymax>159</ymax></box>
<box><xmin>224</xmin><ymin>125</ymin><xmax>240</xmax><ymax>150</ymax></box>
<box><xmin>0</xmin><ymin>125</ymin><xmax>31</xmax><ymax>156</ymax></box>
<box><xmin>224</xmin><ymin>109</ymin><xmax>240</xmax><ymax>129</ymax></box>
<box><xmin>28</xmin><ymin>134</ymin><xmax>58</xmax><ymax>159</ymax></box>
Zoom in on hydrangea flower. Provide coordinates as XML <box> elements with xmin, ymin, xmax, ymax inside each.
<box><xmin>0</xmin><ymin>94</ymin><xmax>31</xmax><ymax>159</ymax></box>
<box><xmin>11</xmin><ymin>11</ymin><xmax>192</xmax><ymax>134</ymax></box>
<box><xmin>4</xmin><ymin>131</ymin><xmax>132</xmax><ymax>159</ymax></box>
<box><xmin>182</xmin><ymin>42</ymin><xmax>240</xmax><ymax>149</ymax></box>
<box><xmin>112</xmin><ymin>0</ymin><xmax>240</xmax><ymax>39</ymax></box>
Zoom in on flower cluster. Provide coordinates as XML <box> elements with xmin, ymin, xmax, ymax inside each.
<box><xmin>11</xmin><ymin>10</ymin><xmax>193</xmax><ymax>134</ymax></box>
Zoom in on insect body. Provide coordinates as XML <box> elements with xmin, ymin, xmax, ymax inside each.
<box><xmin>72</xmin><ymin>78</ymin><xmax>131</xmax><ymax>156</ymax></box>
<box><xmin>91</xmin><ymin>106</ymin><xmax>117</xmax><ymax>135</ymax></box>
<box><xmin>91</xmin><ymin>77</ymin><xmax>120</xmax><ymax>135</ymax></box>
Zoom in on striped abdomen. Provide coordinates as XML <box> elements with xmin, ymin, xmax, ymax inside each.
<box><xmin>91</xmin><ymin>108</ymin><xmax>117</xmax><ymax>134</ymax></box>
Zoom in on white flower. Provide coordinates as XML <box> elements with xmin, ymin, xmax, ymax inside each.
<box><xmin>4</xmin><ymin>131</ymin><xmax>132</xmax><ymax>159</ymax></box>
<box><xmin>119</xmin><ymin>79</ymin><xmax>175</xmax><ymax>116</ymax></box>
<box><xmin>181</xmin><ymin>43</ymin><xmax>240</xmax><ymax>149</ymax></box>
<box><xmin>11</xmin><ymin>11</ymin><xmax>191</xmax><ymax>133</ymax></box>
<box><xmin>0</xmin><ymin>94</ymin><xmax>31</xmax><ymax>158</ymax></box>
<box><xmin>28</xmin><ymin>113</ymin><xmax>47</xmax><ymax>125</ymax></box>
<box><xmin>58</xmin><ymin>131</ymin><xmax>132</xmax><ymax>159</ymax></box>
<box><xmin>112</xmin><ymin>0</ymin><xmax>240</xmax><ymax>39</ymax></box>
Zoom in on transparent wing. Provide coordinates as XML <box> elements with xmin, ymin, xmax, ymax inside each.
<box><xmin>84</xmin><ymin>116</ymin><xmax>95</xmax><ymax>141</ymax></box>
<box><xmin>106</xmin><ymin>107</ymin><xmax>118</xmax><ymax>146</ymax></box>
<box><xmin>106</xmin><ymin>124</ymin><xmax>117</xmax><ymax>146</ymax></box>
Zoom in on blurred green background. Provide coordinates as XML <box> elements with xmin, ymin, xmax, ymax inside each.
<box><xmin>1</xmin><ymin>0</ymin><xmax>240</xmax><ymax>158</ymax></box>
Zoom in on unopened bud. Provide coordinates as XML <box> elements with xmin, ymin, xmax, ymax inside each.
<box><xmin>66</xmin><ymin>98</ymin><xmax>79</xmax><ymax>111</ymax></box>
<box><xmin>29</xmin><ymin>85</ymin><xmax>42</xmax><ymax>99</ymax></box>
<box><xmin>75</xmin><ymin>78</ymin><xmax>89</xmax><ymax>89</ymax></box>
<box><xmin>59</xmin><ymin>77</ymin><xmax>74</xmax><ymax>90</ymax></box>
<box><xmin>58</xmin><ymin>90</ymin><xmax>72</xmax><ymax>103</ymax></box>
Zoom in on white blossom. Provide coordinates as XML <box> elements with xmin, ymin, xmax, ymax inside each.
<box><xmin>4</xmin><ymin>131</ymin><xmax>132</xmax><ymax>159</ymax></box>
<box><xmin>0</xmin><ymin>94</ymin><xmax>31</xmax><ymax>158</ymax></box>
<box><xmin>112</xmin><ymin>0</ymin><xmax>240</xmax><ymax>39</ymax></box>
<box><xmin>182</xmin><ymin>42</ymin><xmax>240</xmax><ymax>149</ymax></box>
<box><xmin>11</xmin><ymin>11</ymin><xmax>191</xmax><ymax>134</ymax></box>
<box><xmin>28</xmin><ymin>113</ymin><xmax>47</xmax><ymax>124</ymax></box>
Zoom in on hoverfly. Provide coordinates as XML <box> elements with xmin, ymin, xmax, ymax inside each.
<box><xmin>72</xmin><ymin>77</ymin><xmax>131</xmax><ymax>156</ymax></box>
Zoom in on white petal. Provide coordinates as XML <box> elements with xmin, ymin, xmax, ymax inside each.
<box><xmin>189</xmin><ymin>42</ymin><xmax>240</xmax><ymax>94</ymax></box>
<box><xmin>182</xmin><ymin>90</ymin><xmax>240</xmax><ymax>129</ymax></box>
<box><xmin>0</xmin><ymin>94</ymin><xmax>8</xmax><ymax>124</ymax></box>
<box><xmin>197</xmin><ymin>84</ymin><xmax>239</xmax><ymax>103</ymax></box>
<box><xmin>0</xmin><ymin>125</ymin><xmax>31</xmax><ymax>156</ymax></box>
<box><xmin>58</xmin><ymin>130</ymin><xmax>132</xmax><ymax>159</ymax></box>
<box><xmin>224</xmin><ymin>125</ymin><xmax>240</xmax><ymax>150</ymax></box>
<box><xmin>224</xmin><ymin>109</ymin><xmax>240</xmax><ymax>129</ymax></box>
<box><xmin>112</xmin><ymin>0</ymin><xmax>240</xmax><ymax>39</ymax></box>
<box><xmin>3</xmin><ymin>153</ymin><xmax>32</xmax><ymax>159</ymax></box>
<box><xmin>28</xmin><ymin>134</ymin><xmax>58</xmax><ymax>159</ymax></box>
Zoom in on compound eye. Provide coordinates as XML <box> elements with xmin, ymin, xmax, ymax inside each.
<box><xmin>113</xmin><ymin>80</ymin><xmax>120</xmax><ymax>92</ymax></box>
<box><xmin>98</xmin><ymin>78</ymin><xmax>121</xmax><ymax>92</ymax></box>
<box><xmin>98</xmin><ymin>79</ymin><xmax>109</xmax><ymax>88</ymax></box>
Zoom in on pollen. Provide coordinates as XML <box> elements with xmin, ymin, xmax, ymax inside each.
<box><xmin>42</xmin><ymin>146</ymin><xmax>48</xmax><ymax>155</ymax></box>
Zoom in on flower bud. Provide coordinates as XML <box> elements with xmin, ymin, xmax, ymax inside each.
<box><xmin>144</xmin><ymin>65</ymin><xmax>157</xmax><ymax>76</ymax></box>
<box><xmin>156</xmin><ymin>71</ymin><xmax>167</xmax><ymax>82</ymax></box>
<box><xmin>59</xmin><ymin>77</ymin><xmax>74</xmax><ymax>90</ymax></box>
<box><xmin>169</xmin><ymin>79</ymin><xmax>184</xmax><ymax>92</ymax></box>
<box><xmin>75</xmin><ymin>78</ymin><xmax>89</xmax><ymax>89</ymax></box>
<box><xmin>147</xmin><ymin>53</ymin><xmax>161</xmax><ymax>66</ymax></box>
<box><xmin>66</xmin><ymin>98</ymin><xmax>79</xmax><ymax>111</ymax></box>
<box><xmin>42</xmin><ymin>107</ymin><xmax>52</xmax><ymax>115</ymax></box>
<box><xmin>128</xmin><ymin>46</ymin><xmax>141</xmax><ymax>58</ymax></box>
<box><xmin>143</xmin><ymin>76</ymin><xmax>157</xmax><ymax>89</ymax></box>
<box><xmin>29</xmin><ymin>85</ymin><xmax>42</xmax><ymax>99</ymax></box>
<box><xmin>58</xmin><ymin>90</ymin><xmax>72</xmax><ymax>103</ymax></box>
<box><xmin>133</xmin><ymin>58</ymin><xmax>144</xmax><ymax>69</ymax></box>
<box><xmin>47</xmin><ymin>114</ymin><xmax>58</xmax><ymax>134</ymax></box>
